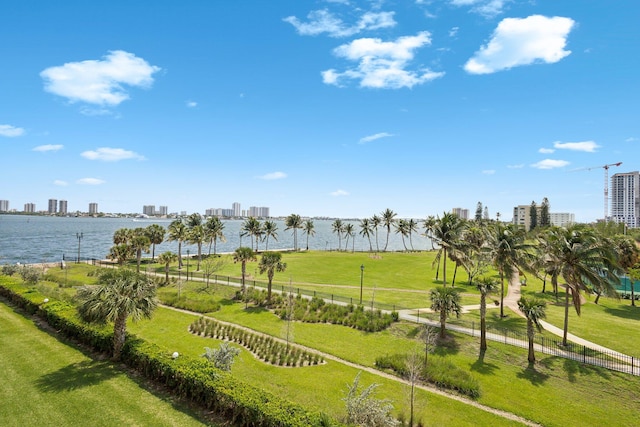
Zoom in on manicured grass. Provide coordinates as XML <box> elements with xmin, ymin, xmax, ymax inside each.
<box><xmin>0</xmin><ymin>302</ymin><xmax>212</xmax><ymax>427</ymax></box>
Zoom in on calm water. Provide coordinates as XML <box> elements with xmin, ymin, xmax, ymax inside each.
<box><xmin>0</xmin><ymin>215</ymin><xmax>432</xmax><ymax>264</ymax></box>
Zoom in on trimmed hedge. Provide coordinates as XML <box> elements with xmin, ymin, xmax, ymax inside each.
<box><xmin>0</xmin><ymin>275</ymin><xmax>338</xmax><ymax>427</ymax></box>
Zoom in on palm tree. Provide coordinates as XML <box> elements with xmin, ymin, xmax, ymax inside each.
<box><xmin>302</xmin><ymin>219</ymin><xmax>315</xmax><ymax>250</ymax></box>
<box><xmin>429</xmin><ymin>286</ymin><xmax>462</xmax><ymax>339</ymax></box>
<box><xmin>157</xmin><ymin>251</ymin><xmax>177</xmax><ymax>284</ymax></box>
<box><xmin>476</xmin><ymin>277</ymin><xmax>498</xmax><ymax>352</ymax></box>
<box><xmin>381</xmin><ymin>208</ymin><xmax>397</xmax><ymax>252</ymax></box>
<box><xmin>241</xmin><ymin>217</ymin><xmax>262</xmax><ymax>251</ymax></box>
<box><xmin>359</xmin><ymin>218</ymin><xmax>373</xmax><ymax>252</ymax></box>
<box><xmin>145</xmin><ymin>224</ymin><xmax>165</xmax><ymax>261</ymax></box>
<box><xmin>204</xmin><ymin>216</ymin><xmax>226</xmax><ymax>256</ymax></box>
<box><xmin>458</xmin><ymin>223</ymin><xmax>490</xmax><ymax>286</ymax></box>
<box><xmin>422</xmin><ymin>215</ymin><xmax>437</xmax><ymax>250</ymax></box>
<box><xmin>107</xmin><ymin>243</ymin><xmax>132</xmax><ymax>266</ymax></box>
<box><xmin>258</xmin><ymin>251</ymin><xmax>287</xmax><ymax>302</ymax></box>
<box><xmin>344</xmin><ymin>223</ymin><xmax>355</xmax><ymax>252</ymax></box>
<box><xmin>371</xmin><ymin>214</ymin><xmax>381</xmax><ymax>252</ymax></box>
<box><xmin>233</xmin><ymin>247</ymin><xmax>256</xmax><ymax>292</ymax></box>
<box><xmin>167</xmin><ymin>219</ymin><xmax>187</xmax><ymax>269</ymax></box>
<box><xmin>188</xmin><ymin>223</ymin><xmax>206</xmax><ymax>271</ymax></box>
<box><xmin>611</xmin><ymin>235</ymin><xmax>640</xmax><ymax>306</ymax></box>
<box><xmin>407</xmin><ymin>218</ymin><xmax>419</xmax><ymax>250</ymax></box>
<box><xmin>518</xmin><ymin>296</ymin><xmax>546</xmax><ymax>363</ymax></box>
<box><xmin>77</xmin><ymin>268</ymin><xmax>158</xmax><ymax>360</ymax></box>
<box><xmin>284</xmin><ymin>214</ymin><xmax>303</xmax><ymax>251</ymax></box>
<box><xmin>186</xmin><ymin>212</ymin><xmax>203</xmax><ymax>228</ymax></box>
<box><xmin>331</xmin><ymin>219</ymin><xmax>344</xmax><ymax>250</ymax></box>
<box><xmin>262</xmin><ymin>220</ymin><xmax>278</xmax><ymax>251</ymax></box>
<box><xmin>113</xmin><ymin>228</ymin><xmax>132</xmax><ymax>245</ymax></box>
<box><xmin>394</xmin><ymin>219</ymin><xmax>410</xmax><ymax>251</ymax></box>
<box><xmin>130</xmin><ymin>228</ymin><xmax>151</xmax><ymax>273</ymax></box>
<box><xmin>540</xmin><ymin>225</ymin><xmax>621</xmax><ymax>346</ymax></box>
<box><xmin>431</xmin><ymin>212</ymin><xmax>464</xmax><ymax>286</ymax></box>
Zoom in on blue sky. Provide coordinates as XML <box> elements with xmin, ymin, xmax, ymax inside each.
<box><xmin>1</xmin><ymin>0</ymin><xmax>638</xmax><ymax>222</ymax></box>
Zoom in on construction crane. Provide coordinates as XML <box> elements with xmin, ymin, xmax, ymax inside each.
<box><xmin>585</xmin><ymin>162</ymin><xmax>622</xmax><ymax>222</ymax></box>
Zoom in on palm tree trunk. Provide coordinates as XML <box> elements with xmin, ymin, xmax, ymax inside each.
<box><xmin>632</xmin><ymin>282</ymin><xmax>636</xmax><ymax>307</ymax></box>
<box><xmin>439</xmin><ymin>308</ymin><xmax>447</xmax><ymax>339</ymax></box>
<box><xmin>384</xmin><ymin>227</ymin><xmax>390</xmax><ymax>252</ymax></box>
<box><xmin>136</xmin><ymin>249</ymin><xmax>142</xmax><ymax>273</ymax></box>
<box><xmin>452</xmin><ymin>263</ymin><xmax>458</xmax><ymax>286</ymax></box>
<box><xmin>178</xmin><ymin>241</ymin><xmax>183</xmax><ymax>268</ymax></box>
<box><xmin>499</xmin><ymin>271</ymin><xmax>505</xmax><ymax>318</ymax></box>
<box><xmin>375</xmin><ymin>229</ymin><xmax>380</xmax><ymax>252</ymax></box>
<box><xmin>367</xmin><ymin>236</ymin><xmax>372</xmax><ymax>252</ymax></box>
<box><xmin>165</xmin><ymin>265</ymin><xmax>170</xmax><ymax>283</ymax></box>
<box><xmin>527</xmin><ymin>321</ymin><xmax>535</xmax><ymax>363</ymax></box>
<box><xmin>563</xmin><ymin>285</ymin><xmax>570</xmax><ymax>346</ymax></box>
<box><xmin>480</xmin><ymin>294</ymin><xmax>487</xmax><ymax>352</ymax></box>
<box><xmin>442</xmin><ymin>248</ymin><xmax>447</xmax><ymax>286</ymax></box>
<box><xmin>113</xmin><ymin>311</ymin><xmax>128</xmax><ymax>361</ymax></box>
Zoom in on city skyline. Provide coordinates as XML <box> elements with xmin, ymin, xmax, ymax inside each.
<box><xmin>1</xmin><ymin>1</ymin><xmax>639</xmax><ymax>222</ymax></box>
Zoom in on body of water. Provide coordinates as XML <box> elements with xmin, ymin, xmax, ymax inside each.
<box><xmin>0</xmin><ymin>215</ymin><xmax>432</xmax><ymax>265</ymax></box>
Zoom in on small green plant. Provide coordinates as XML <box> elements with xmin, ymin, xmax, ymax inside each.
<box><xmin>202</xmin><ymin>342</ymin><xmax>241</xmax><ymax>371</ymax></box>
<box><xmin>2</xmin><ymin>264</ymin><xmax>19</xmax><ymax>276</ymax></box>
<box><xmin>20</xmin><ymin>266</ymin><xmax>41</xmax><ymax>284</ymax></box>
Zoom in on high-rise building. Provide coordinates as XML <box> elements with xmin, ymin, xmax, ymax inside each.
<box><xmin>232</xmin><ymin>202</ymin><xmax>241</xmax><ymax>217</ymax></box>
<box><xmin>611</xmin><ymin>171</ymin><xmax>640</xmax><ymax>229</ymax></box>
<box><xmin>24</xmin><ymin>203</ymin><xmax>36</xmax><ymax>213</ymax></box>
<box><xmin>59</xmin><ymin>200</ymin><xmax>68</xmax><ymax>215</ymax></box>
<box><xmin>0</xmin><ymin>200</ymin><xmax>9</xmax><ymax>212</ymax></box>
<box><xmin>89</xmin><ymin>203</ymin><xmax>98</xmax><ymax>214</ymax></box>
<box><xmin>248</xmin><ymin>206</ymin><xmax>270</xmax><ymax>217</ymax></box>
<box><xmin>451</xmin><ymin>207</ymin><xmax>469</xmax><ymax>219</ymax></box>
<box><xmin>143</xmin><ymin>205</ymin><xmax>156</xmax><ymax>216</ymax></box>
<box><xmin>158</xmin><ymin>205</ymin><xmax>168</xmax><ymax>216</ymax></box>
<box><xmin>48</xmin><ymin>199</ymin><xmax>58</xmax><ymax>214</ymax></box>
<box><xmin>513</xmin><ymin>203</ymin><xmax>573</xmax><ymax>231</ymax></box>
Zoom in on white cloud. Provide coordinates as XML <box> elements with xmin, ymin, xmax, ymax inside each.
<box><xmin>81</xmin><ymin>147</ymin><xmax>145</xmax><ymax>162</ymax></box>
<box><xmin>77</xmin><ymin>178</ymin><xmax>106</xmax><ymax>185</ymax></box>
<box><xmin>259</xmin><ymin>171</ymin><xmax>287</xmax><ymax>180</ymax></box>
<box><xmin>531</xmin><ymin>159</ymin><xmax>569</xmax><ymax>169</ymax></box>
<box><xmin>553</xmin><ymin>141</ymin><xmax>599</xmax><ymax>152</ymax></box>
<box><xmin>330</xmin><ymin>189</ymin><xmax>350</xmax><ymax>196</ymax></box>
<box><xmin>450</xmin><ymin>0</ymin><xmax>509</xmax><ymax>17</ymax></box>
<box><xmin>40</xmin><ymin>50</ymin><xmax>160</xmax><ymax>106</ymax></box>
<box><xmin>482</xmin><ymin>169</ymin><xmax>496</xmax><ymax>175</ymax></box>
<box><xmin>323</xmin><ymin>32</ymin><xmax>445</xmax><ymax>89</ymax></box>
<box><xmin>507</xmin><ymin>164</ymin><xmax>524</xmax><ymax>169</ymax></box>
<box><xmin>186</xmin><ymin>101</ymin><xmax>197</xmax><ymax>108</ymax></box>
<box><xmin>539</xmin><ymin>147</ymin><xmax>555</xmax><ymax>154</ymax></box>
<box><xmin>449</xmin><ymin>27</ymin><xmax>459</xmax><ymax>37</ymax></box>
<box><xmin>359</xmin><ymin>132</ymin><xmax>393</xmax><ymax>143</ymax></box>
<box><xmin>625</xmin><ymin>137</ymin><xmax>637</xmax><ymax>142</ymax></box>
<box><xmin>284</xmin><ymin>9</ymin><xmax>395</xmax><ymax>38</ymax></box>
<box><xmin>464</xmin><ymin>15</ymin><xmax>575</xmax><ymax>75</ymax></box>
<box><xmin>33</xmin><ymin>144</ymin><xmax>63</xmax><ymax>152</ymax></box>
<box><xmin>0</xmin><ymin>124</ymin><xmax>25</xmax><ymax>137</ymax></box>
<box><xmin>54</xmin><ymin>180</ymin><xmax>68</xmax><ymax>186</ymax></box>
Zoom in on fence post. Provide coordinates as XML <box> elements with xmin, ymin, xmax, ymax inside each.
<box><xmin>350</xmin><ymin>298</ymin><xmax>353</xmax><ymax>304</ymax></box>
<box><xmin>314</xmin><ymin>290</ymin><xmax>316</xmax><ymax>297</ymax></box>
<box><xmin>331</xmin><ymin>294</ymin><xmax>334</xmax><ymax>303</ymax></box>
<box><xmin>417</xmin><ymin>309</ymin><xmax>420</xmax><ymax>323</ymax></box>
<box><xmin>583</xmin><ymin>346</ymin><xmax>586</xmax><ymax>363</ymax></box>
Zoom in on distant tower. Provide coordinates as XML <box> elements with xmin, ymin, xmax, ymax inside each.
<box><xmin>232</xmin><ymin>202</ymin><xmax>241</xmax><ymax>217</ymax></box>
<box><xmin>89</xmin><ymin>203</ymin><xmax>98</xmax><ymax>214</ymax></box>
<box><xmin>24</xmin><ymin>203</ymin><xmax>36</xmax><ymax>213</ymax></box>
<box><xmin>611</xmin><ymin>171</ymin><xmax>640</xmax><ymax>229</ymax></box>
<box><xmin>0</xmin><ymin>200</ymin><xmax>9</xmax><ymax>212</ymax></box>
<box><xmin>59</xmin><ymin>200</ymin><xmax>68</xmax><ymax>215</ymax></box>
<box><xmin>48</xmin><ymin>199</ymin><xmax>58</xmax><ymax>214</ymax></box>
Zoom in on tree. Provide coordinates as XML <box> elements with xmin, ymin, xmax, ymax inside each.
<box><xmin>431</xmin><ymin>212</ymin><xmax>464</xmax><ymax>286</ymax></box>
<box><xmin>628</xmin><ymin>263</ymin><xmax>640</xmax><ymax>307</ymax></box>
<box><xmin>404</xmin><ymin>350</ymin><xmax>423</xmax><ymax>427</ymax></box>
<box><xmin>204</xmin><ymin>216</ymin><xmax>226</xmax><ymax>256</ymax></box>
<box><xmin>458</xmin><ymin>223</ymin><xmax>489</xmax><ymax>286</ymax></box>
<box><xmin>332</xmin><ymin>219</ymin><xmax>344</xmax><ymax>250</ymax></box>
<box><xmin>130</xmin><ymin>228</ymin><xmax>151</xmax><ymax>273</ymax></box>
<box><xmin>262</xmin><ymin>220</ymin><xmax>278</xmax><ymax>251</ymax></box>
<box><xmin>302</xmin><ymin>219</ymin><xmax>315</xmax><ymax>250</ymax></box>
<box><xmin>381</xmin><ymin>208</ymin><xmax>397</xmax><ymax>252</ymax></box>
<box><xmin>233</xmin><ymin>247</ymin><xmax>256</xmax><ymax>293</ymax></box>
<box><xmin>518</xmin><ymin>296</ymin><xmax>546</xmax><ymax>363</ymax></box>
<box><xmin>241</xmin><ymin>217</ymin><xmax>262</xmax><ymax>251</ymax></box>
<box><xmin>188</xmin><ymin>223</ymin><xmax>206</xmax><ymax>270</ymax></box>
<box><xmin>407</xmin><ymin>218</ymin><xmax>419</xmax><ymax>251</ymax></box>
<box><xmin>258</xmin><ymin>251</ymin><xmax>287</xmax><ymax>303</ymax></box>
<box><xmin>343</xmin><ymin>372</ymin><xmax>399</xmax><ymax>427</ymax></box>
<box><xmin>475</xmin><ymin>202</ymin><xmax>483</xmax><ymax>222</ymax></box>
<box><xmin>422</xmin><ymin>215</ymin><xmax>437</xmax><ymax>250</ymax></box>
<box><xmin>284</xmin><ymin>213</ymin><xmax>302</xmax><ymax>251</ymax></box>
<box><xmin>168</xmin><ymin>219</ymin><xmax>187</xmax><ymax>269</ymax></box>
<box><xmin>483</xmin><ymin>206</ymin><xmax>490</xmax><ymax>221</ymax></box>
<box><xmin>371</xmin><ymin>214</ymin><xmax>381</xmax><ymax>252</ymax></box>
<box><xmin>145</xmin><ymin>224</ymin><xmax>165</xmax><ymax>261</ymax></box>
<box><xmin>344</xmin><ymin>223</ymin><xmax>355</xmax><ymax>252</ymax></box>
<box><xmin>186</xmin><ymin>212</ymin><xmax>203</xmax><ymax>228</ymax></box>
<box><xmin>108</xmin><ymin>244</ymin><xmax>133</xmax><ymax>266</ymax></box>
<box><xmin>394</xmin><ymin>219</ymin><xmax>410</xmax><ymax>251</ymax></box>
<box><xmin>429</xmin><ymin>286</ymin><xmax>462</xmax><ymax>339</ymax></box>
<box><xmin>202</xmin><ymin>343</ymin><xmax>241</xmax><ymax>371</ymax></box>
<box><xmin>529</xmin><ymin>201</ymin><xmax>538</xmax><ymax>231</ymax></box>
<box><xmin>419</xmin><ymin>324</ymin><xmax>438</xmax><ymax>365</ymax></box>
<box><xmin>540</xmin><ymin>197</ymin><xmax>550</xmax><ymax>227</ymax></box>
<box><xmin>113</xmin><ymin>228</ymin><xmax>132</xmax><ymax>245</ymax></box>
<box><xmin>611</xmin><ymin>235</ymin><xmax>640</xmax><ymax>306</ymax></box>
<box><xmin>476</xmin><ymin>277</ymin><xmax>498</xmax><ymax>352</ymax></box>
<box><xmin>201</xmin><ymin>257</ymin><xmax>227</xmax><ymax>289</ymax></box>
<box><xmin>359</xmin><ymin>218</ymin><xmax>374</xmax><ymax>252</ymax></box>
<box><xmin>157</xmin><ymin>251</ymin><xmax>177</xmax><ymax>284</ymax></box>
<box><xmin>77</xmin><ymin>268</ymin><xmax>158</xmax><ymax>360</ymax></box>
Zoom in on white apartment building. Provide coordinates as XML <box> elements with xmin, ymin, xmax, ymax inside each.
<box><xmin>611</xmin><ymin>171</ymin><xmax>640</xmax><ymax>229</ymax></box>
<box><xmin>0</xmin><ymin>200</ymin><xmax>9</xmax><ymax>212</ymax></box>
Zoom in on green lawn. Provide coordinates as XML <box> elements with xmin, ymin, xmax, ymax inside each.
<box><xmin>0</xmin><ymin>302</ymin><xmax>213</xmax><ymax>427</ymax></box>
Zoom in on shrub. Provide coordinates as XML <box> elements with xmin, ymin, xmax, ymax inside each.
<box><xmin>20</xmin><ymin>265</ymin><xmax>41</xmax><ymax>284</ymax></box>
<box><xmin>2</xmin><ymin>264</ymin><xmax>19</xmax><ymax>276</ymax></box>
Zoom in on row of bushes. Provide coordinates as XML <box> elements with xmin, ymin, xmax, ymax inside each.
<box><xmin>0</xmin><ymin>275</ymin><xmax>337</xmax><ymax>426</ymax></box>
<box><xmin>190</xmin><ymin>317</ymin><xmax>324</xmax><ymax>367</ymax></box>
<box><xmin>162</xmin><ymin>294</ymin><xmax>222</xmax><ymax>313</ymax></box>
<box><xmin>375</xmin><ymin>353</ymin><xmax>481</xmax><ymax>399</ymax></box>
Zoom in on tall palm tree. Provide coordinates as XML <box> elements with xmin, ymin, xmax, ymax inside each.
<box><xmin>422</xmin><ymin>215</ymin><xmax>437</xmax><ymax>250</ymax></box>
<box><xmin>359</xmin><ymin>218</ymin><xmax>374</xmax><ymax>252</ymax></box>
<box><xmin>258</xmin><ymin>251</ymin><xmax>287</xmax><ymax>303</ymax></box>
<box><xmin>113</xmin><ymin>228</ymin><xmax>132</xmax><ymax>245</ymax></box>
<box><xmin>610</xmin><ymin>235</ymin><xmax>640</xmax><ymax>306</ymax></box>
<box><xmin>241</xmin><ymin>217</ymin><xmax>262</xmax><ymax>251</ymax></box>
<box><xmin>458</xmin><ymin>223</ymin><xmax>490</xmax><ymax>286</ymax></box>
<box><xmin>157</xmin><ymin>251</ymin><xmax>177</xmax><ymax>284</ymax></box>
<box><xmin>371</xmin><ymin>214</ymin><xmax>381</xmax><ymax>252</ymax></box>
<box><xmin>204</xmin><ymin>216</ymin><xmax>226</xmax><ymax>256</ymax></box>
<box><xmin>302</xmin><ymin>219</ymin><xmax>315</xmax><ymax>250</ymax></box>
<box><xmin>107</xmin><ymin>243</ymin><xmax>132</xmax><ymax>266</ymax></box>
<box><xmin>540</xmin><ymin>225</ymin><xmax>621</xmax><ymax>345</ymax></box>
<box><xmin>186</xmin><ymin>212</ymin><xmax>203</xmax><ymax>228</ymax></box>
<box><xmin>262</xmin><ymin>220</ymin><xmax>278</xmax><ymax>251</ymax></box>
<box><xmin>284</xmin><ymin>214</ymin><xmax>303</xmax><ymax>251</ymax></box>
<box><xmin>188</xmin><ymin>223</ymin><xmax>206</xmax><ymax>271</ymax></box>
<box><xmin>394</xmin><ymin>219</ymin><xmax>410</xmax><ymax>251</ymax></box>
<box><xmin>407</xmin><ymin>218</ymin><xmax>419</xmax><ymax>251</ymax></box>
<box><xmin>429</xmin><ymin>286</ymin><xmax>462</xmax><ymax>339</ymax></box>
<box><xmin>344</xmin><ymin>223</ymin><xmax>355</xmax><ymax>252</ymax></box>
<box><xmin>331</xmin><ymin>219</ymin><xmax>344</xmax><ymax>250</ymax></box>
<box><xmin>130</xmin><ymin>228</ymin><xmax>151</xmax><ymax>273</ymax></box>
<box><xmin>431</xmin><ymin>212</ymin><xmax>464</xmax><ymax>286</ymax></box>
<box><xmin>233</xmin><ymin>247</ymin><xmax>256</xmax><ymax>292</ymax></box>
<box><xmin>145</xmin><ymin>224</ymin><xmax>165</xmax><ymax>261</ymax></box>
<box><xmin>381</xmin><ymin>208</ymin><xmax>397</xmax><ymax>252</ymax></box>
<box><xmin>167</xmin><ymin>219</ymin><xmax>187</xmax><ymax>269</ymax></box>
<box><xmin>476</xmin><ymin>277</ymin><xmax>498</xmax><ymax>352</ymax></box>
<box><xmin>518</xmin><ymin>296</ymin><xmax>546</xmax><ymax>363</ymax></box>
<box><xmin>77</xmin><ymin>268</ymin><xmax>158</xmax><ymax>360</ymax></box>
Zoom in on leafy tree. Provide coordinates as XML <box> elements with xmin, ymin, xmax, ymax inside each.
<box><xmin>167</xmin><ymin>219</ymin><xmax>187</xmax><ymax>269</ymax></box>
<box><xmin>529</xmin><ymin>201</ymin><xmax>538</xmax><ymax>231</ymax></box>
<box><xmin>145</xmin><ymin>224</ymin><xmax>165</xmax><ymax>261</ymax></box>
<box><xmin>284</xmin><ymin>213</ymin><xmax>302</xmax><ymax>251</ymax></box>
<box><xmin>343</xmin><ymin>372</ymin><xmax>399</xmax><ymax>427</ymax></box>
<box><xmin>483</xmin><ymin>206</ymin><xmax>489</xmax><ymax>221</ymax></box>
<box><xmin>262</xmin><ymin>220</ymin><xmax>278</xmax><ymax>251</ymax></box>
<box><xmin>1</xmin><ymin>263</ymin><xmax>19</xmax><ymax>276</ymax></box>
<box><xmin>359</xmin><ymin>218</ymin><xmax>374</xmax><ymax>252</ymax></box>
<box><xmin>540</xmin><ymin>197</ymin><xmax>550</xmax><ymax>227</ymax></box>
<box><xmin>204</xmin><ymin>216</ymin><xmax>226</xmax><ymax>255</ymax></box>
<box><xmin>429</xmin><ymin>286</ymin><xmax>461</xmax><ymax>339</ymax></box>
<box><xmin>233</xmin><ymin>247</ymin><xmax>256</xmax><ymax>293</ymax></box>
<box><xmin>431</xmin><ymin>212</ymin><xmax>464</xmax><ymax>286</ymax></box>
<box><xmin>201</xmin><ymin>257</ymin><xmax>227</xmax><ymax>289</ymax></box>
<box><xmin>113</xmin><ymin>228</ymin><xmax>132</xmax><ymax>245</ymax></box>
<box><xmin>202</xmin><ymin>343</ymin><xmax>241</xmax><ymax>371</ymax></box>
<box><xmin>332</xmin><ymin>219</ymin><xmax>344</xmax><ymax>250</ymax></box>
<box><xmin>20</xmin><ymin>265</ymin><xmax>41</xmax><ymax>284</ymax></box>
<box><xmin>419</xmin><ymin>324</ymin><xmax>438</xmax><ymax>365</ymax></box>
<box><xmin>381</xmin><ymin>208</ymin><xmax>397</xmax><ymax>252</ymax></box>
<box><xmin>77</xmin><ymin>268</ymin><xmax>158</xmax><ymax>360</ymax></box>
<box><xmin>476</xmin><ymin>277</ymin><xmax>498</xmax><ymax>352</ymax></box>
<box><xmin>475</xmin><ymin>202</ymin><xmax>483</xmax><ymax>222</ymax></box>
<box><xmin>108</xmin><ymin>243</ymin><xmax>133</xmax><ymax>266</ymax></box>
<box><xmin>610</xmin><ymin>235</ymin><xmax>640</xmax><ymax>305</ymax></box>
<box><xmin>157</xmin><ymin>251</ymin><xmax>177</xmax><ymax>284</ymax></box>
<box><xmin>302</xmin><ymin>219</ymin><xmax>315</xmax><ymax>250</ymax></box>
<box><xmin>258</xmin><ymin>251</ymin><xmax>287</xmax><ymax>302</ymax></box>
<box><xmin>518</xmin><ymin>296</ymin><xmax>546</xmax><ymax>363</ymax></box>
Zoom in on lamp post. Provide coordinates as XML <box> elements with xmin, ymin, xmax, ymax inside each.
<box><xmin>186</xmin><ymin>249</ymin><xmax>190</xmax><ymax>281</ymax></box>
<box><xmin>76</xmin><ymin>232</ymin><xmax>83</xmax><ymax>264</ymax></box>
<box><xmin>359</xmin><ymin>264</ymin><xmax>365</xmax><ymax>305</ymax></box>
